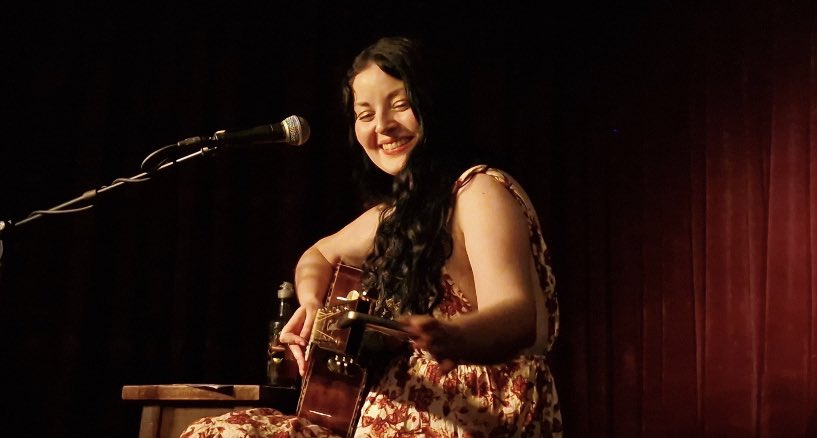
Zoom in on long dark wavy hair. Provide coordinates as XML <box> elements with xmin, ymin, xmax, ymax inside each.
<box><xmin>342</xmin><ymin>36</ymin><xmax>477</xmax><ymax>317</ymax></box>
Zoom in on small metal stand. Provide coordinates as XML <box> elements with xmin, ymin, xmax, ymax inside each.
<box><xmin>0</xmin><ymin>142</ymin><xmax>217</xmax><ymax>270</ymax></box>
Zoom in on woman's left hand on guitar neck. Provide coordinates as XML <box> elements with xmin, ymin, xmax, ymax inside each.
<box><xmin>399</xmin><ymin>315</ymin><xmax>462</xmax><ymax>374</ymax></box>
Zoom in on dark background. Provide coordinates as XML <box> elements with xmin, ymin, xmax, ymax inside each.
<box><xmin>0</xmin><ymin>3</ymin><xmax>577</xmax><ymax>435</ymax></box>
<box><xmin>1</xmin><ymin>1</ymin><xmax>815</xmax><ymax>437</ymax></box>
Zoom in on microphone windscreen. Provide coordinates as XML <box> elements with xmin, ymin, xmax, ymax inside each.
<box><xmin>283</xmin><ymin>115</ymin><xmax>310</xmax><ymax>146</ymax></box>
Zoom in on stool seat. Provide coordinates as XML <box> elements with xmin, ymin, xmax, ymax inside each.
<box><xmin>122</xmin><ymin>384</ymin><xmax>298</xmax><ymax>438</ymax></box>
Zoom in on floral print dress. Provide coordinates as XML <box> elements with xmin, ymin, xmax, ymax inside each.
<box><xmin>179</xmin><ymin>165</ymin><xmax>562</xmax><ymax>438</ymax></box>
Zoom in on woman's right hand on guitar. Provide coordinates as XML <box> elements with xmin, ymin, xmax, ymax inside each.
<box><xmin>283</xmin><ymin>205</ymin><xmax>382</xmax><ymax>376</ymax></box>
<box><xmin>279</xmin><ymin>303</ymin><xmax>319</xmax><ymax>376</ymax></box>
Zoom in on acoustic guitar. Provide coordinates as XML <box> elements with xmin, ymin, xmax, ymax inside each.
<box><xmin>295</xmin><ymin>263</ymin><xmax>409</xmax><ymax>437</ymax></box>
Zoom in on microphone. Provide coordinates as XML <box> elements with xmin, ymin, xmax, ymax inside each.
<box><xmin>211</xmin><ymin>115</ymin><xmax>310</xmax><ymax>146</ymax></box>
<box><xmin>140</xmin><ymin>115</ymin><xmax>310</xmax><ymax>172</ymax></box>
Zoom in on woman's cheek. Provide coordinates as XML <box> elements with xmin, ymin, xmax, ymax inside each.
<box><xmin>354</xmin><ymin>124</ymin><xmax>371</xmax><ymax>149</ymax></box>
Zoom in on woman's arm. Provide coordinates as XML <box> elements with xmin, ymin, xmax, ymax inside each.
<box><xmin>403</xmin><ymin>173</ymin><xmax>540</xmax><ymax>370</ymax></box>
<box><xmin>279</xmin><ymin>204</ymin><xmax>383</xmax><ymax>375</ymax></box>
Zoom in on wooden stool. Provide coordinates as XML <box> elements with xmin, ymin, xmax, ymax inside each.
<box><xmin>122</xmin><ymin>384</ymin><xmax>298</xmax><ymax>438</ymax></box>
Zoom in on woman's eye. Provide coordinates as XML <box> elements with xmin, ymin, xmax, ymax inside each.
<box><xmin>393</xmin><ymin>100</ymin><xmax>410</xmax><ymax>110</ymax></box>
<box><xmin>357</xmin><ymin>112</ymin><xmax>374</xmax><ymax>122</ymax></box>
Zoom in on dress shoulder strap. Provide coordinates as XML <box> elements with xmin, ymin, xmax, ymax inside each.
<box><xmin>453</xmin><ymin>165</ymin><xmax>531</xmax><ymax>217</ymax></box>
<box><xmin>452</xmin><ymin>164</ymin><xmax>545</xmax><ymax>271</ymax></box>
<box><xmin>453</xmin><ymin>164</ymin><xmax>490</xmax><ymax>193</ymax></box>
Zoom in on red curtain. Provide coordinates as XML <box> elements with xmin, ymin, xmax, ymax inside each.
<box><xmin>556</xmin><ymin>2</ymin><xmax>816</xmax><ymax>436</ymax></box>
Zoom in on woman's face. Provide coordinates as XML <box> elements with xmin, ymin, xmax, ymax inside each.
<box><xmin>352</xmin><ymin>63</ymin><xmax>420</xmax><ymax>175</ymax></box>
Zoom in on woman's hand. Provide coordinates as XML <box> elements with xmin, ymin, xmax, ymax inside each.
<box><xmin>400</xmin><ymin>315</ymin><xmax>462</xmax><ymax>374</ymax></box>
<box><xmin>278</xmin><ymin>303</ymin><xmax>319</xmax><ymax>376</ymax></box>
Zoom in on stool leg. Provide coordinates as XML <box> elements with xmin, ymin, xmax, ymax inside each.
<box><xmin>139</xmin><ymin>405</ymin><xmax>161</xmax><ymax>438</ymax></box>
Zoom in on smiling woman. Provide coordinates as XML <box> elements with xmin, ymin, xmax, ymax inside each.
<box><xmin>351</xmin><ymin>63</ymin><xmax>421</xmax><ymax>176</ymax></box>
<box><xmin>179</xmin><ymin>36</ymin><xmax>562</xmax><ymax>438</ymax></box>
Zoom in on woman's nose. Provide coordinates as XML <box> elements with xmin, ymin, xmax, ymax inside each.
<box><xmin>375</xmin><ymin>112</ymin><xmax>397</xmax><ymax>134</ymax></box>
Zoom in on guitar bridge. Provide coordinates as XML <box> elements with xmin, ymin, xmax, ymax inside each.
<box><xmin>326</xmin><ymin>354</ymin><xmax>359</xmax><ymax>377</ymax></box>
<box><xmin>311</xmin><ymin>303</ymin><xmax>355</xmax><ymax>348</ymax></box>
<box><xmin>307</xmin><ymin>264</ymin><xmax>373</xmax><ymax>355</ymax></box>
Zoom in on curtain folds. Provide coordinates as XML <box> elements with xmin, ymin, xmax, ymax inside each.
<box><xmin>559</xmin><ymin>2</ymin><xmax>816</xmax><ymax>436</ymax></box>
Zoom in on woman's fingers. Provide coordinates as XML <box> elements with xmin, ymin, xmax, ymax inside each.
<box><xmin>399</xmin><ymin>315</ymin><xmax>460</xmax><ymax>372</ymax></box>
<box><xmin>300</xmin><ymin>316</ymin><xmax>315</xmax><ymax>340</ymax></box>
<box><xmin>287</xmin><ymin>343</ymin><xmax>306</xmax><ymax>376</ymax></box>
<box><xmin>279</xmin><ymin>306</ymin><xmax>316</xmax><ymax>376</ymax></box>
<box><xmin>278</xmin><ymin>332</ymin><xmax>306</xmax><ymax>346</ymax></box>
<box><xmin>279</xmin><ymin>307</ymin><xmax>311</xmax><ymax>347</ymax></box>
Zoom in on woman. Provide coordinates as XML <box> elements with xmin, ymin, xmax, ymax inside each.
<box><xmin>181</xmin><ymin>36</ymin><xmax>562</xmax><ymax>437</ymax></box>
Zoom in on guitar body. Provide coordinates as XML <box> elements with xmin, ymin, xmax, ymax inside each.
<box><xmin>297</xmin><ymin>347</ymin><xmax>368</xmax><ymax>436</ymax></box>
<box><xmin>295</xmin><ymin>264</ymin><xmax>375</xmax><ymax>437</ymax></box>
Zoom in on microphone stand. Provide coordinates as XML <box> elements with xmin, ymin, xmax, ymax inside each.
<box><xmin>0</xmin><ymin>142</ymin><xmax>218</xmax><ymax>269</ymax></box>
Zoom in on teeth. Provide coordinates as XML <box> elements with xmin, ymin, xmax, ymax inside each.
<box><xmin>382</xmin><ymin>139</ymin><xmax>407</xmax><ymax>151</ymax></box>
